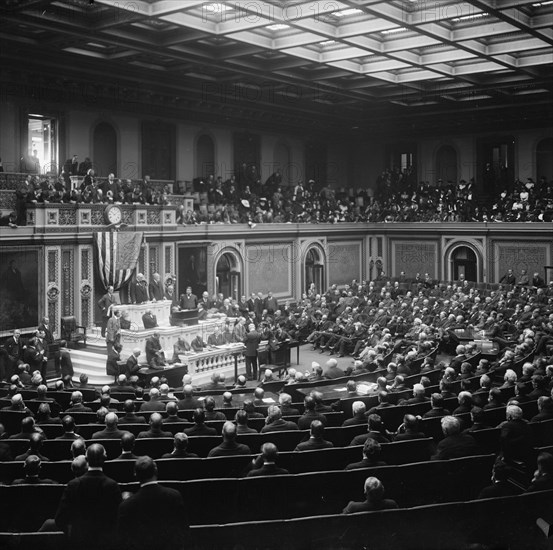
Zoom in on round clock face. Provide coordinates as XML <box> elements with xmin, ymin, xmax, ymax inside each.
<box><xmin>105</xmin><ymin>205</ymin><xmax>122</xmax><ymax>224</ymax></box>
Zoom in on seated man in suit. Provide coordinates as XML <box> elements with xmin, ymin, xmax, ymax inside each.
<box><xmin>190</xmin><ymin>334</ymin><xmax>207</xmax><ymax>353</ymax></box>
<box><xmin>142</xmin><ymin>309</ymin><xmax>158</xmax><ymax>330</ymax></box>
<box><xmin>92</xmin><ymin>412</ymin><xmax>131</xmax><ymax>440</ymax></box>
<box><xmin>294</xmin><ymin>420</ymin><xmax>334</xmax><ymax>451</ymax></box>
<box><xmin>172</xmin><ymin>337</ymin><xmax>190</xmax><ymax>363</ymax></box>
<box><xmin>161</xmin><ymin>432</ymin><xmax>199</xmax><ymax>459</ymax></box>
<box><xmin>117</xmin><ymin>456</ymin><xmax>188</xmax><ymax>550</ymax></box>
<box><xmin>431</xmin><ymin>416</ymin><xmax>478</xmax><ymax>460</ymax></box>
<box><xmin>260</xmin><ymin>405</ymin><xmax>299</xmax><ymax>433</ymax></box>
<box><xmin>345</xmin><ymin>438</ymin><xmax>387</xmax><ymax>470</ymax></box>
<box><xmin>183</xmin><ymin>408</ymin><xmax>217</xmax><ymax>436</ymax></box>
<box><xmin>207</xmin><ymin>421</ymin><xmax>252</xmax><ymax>457</ymax></box>
<box><xmin>342</xmin><ymin>476</ymin><xmax>398</xmax><ymax>514</ymax></box>
<box><xmin>137</xmin><ymin>412</ymin><xmax>172</xmax><ymax>438</ymax></box>
<box><xmin>145</xmin><ymin>333</ymin><xmax>166</xmax><ymax>368</ymax></box>
<box><xmin>207</xmin><ymin>326</ymin><xmax>226</xmax><ymax>347</ymax></box>
<box><xmin>12</xmin><ymin>454</ymin><xmax>57</xmax><ymax>485</ymax></box>
<box><xmin>247</xmin><ymin>442</ymin><xmax>289</xmax><ymax>477</ymax></box>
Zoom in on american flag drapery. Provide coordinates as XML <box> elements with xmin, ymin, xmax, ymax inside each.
<box><xmin>95</xmin><ymin>231</ymin><xmax>143</xmax><ymax>291</ymax></box>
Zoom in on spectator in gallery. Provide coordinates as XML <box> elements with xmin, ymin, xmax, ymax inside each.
<box><xmin>517</xmin><ymin>269</ymin><xmax>530</xmax><ymax>286</ymax></box>
<box><xmin>342</xmin><ymin>476</ymin><xmax>398</xmax><ymax>514</ymax></box>
<box><xmin>130</xmin><ymin>273</ymin><xmax>150</xmax><ymax>304</ymax></box>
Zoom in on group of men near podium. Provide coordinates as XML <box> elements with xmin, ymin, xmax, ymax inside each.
<box><xmin>98</xmin><ymin>275</ymin><xmax>273</xmax><ymax>380</ymax></box>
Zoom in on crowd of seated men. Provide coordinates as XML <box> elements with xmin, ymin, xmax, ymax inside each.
<box><xmin>0</xmin><ymin>272</ymin><xmax>552</xmax><ymax>540</ymax></box>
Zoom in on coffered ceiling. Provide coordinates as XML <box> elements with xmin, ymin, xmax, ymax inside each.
<box><xmin>1</xmin><ymin>0</ymin><xmax>552</xmax><ymax>137</ymax></box>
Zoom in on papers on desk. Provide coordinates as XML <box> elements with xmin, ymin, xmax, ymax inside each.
<box><xmin>333</xmin><ymin>387</ymin><xmax>348</xmax><ymax>392</ymax></box>
<box><xmin>356</xmin><ymin>383</ymin><xmax>378</xmax><ymax>395</ymax></box>
<box><xmin>262</xmin><ymin>397</ymin><xmax>276</xmax><ymax>404</ymax></box>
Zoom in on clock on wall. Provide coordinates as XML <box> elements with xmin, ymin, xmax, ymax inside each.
<box><xmin>104</xmin><ymin>205</ymin><xmax>123</xmax><ymax>225</ymax></box>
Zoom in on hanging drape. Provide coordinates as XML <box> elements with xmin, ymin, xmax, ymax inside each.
<box><xmin>95</xmin><ymin>231</ymin><xmax>143</xmax><ymax>291</ymax></box>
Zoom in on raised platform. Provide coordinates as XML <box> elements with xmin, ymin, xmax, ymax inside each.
<box><xmin>69</xmin><ymin>327</ymin><xmax>248</xmax><ymax>387</ymax></box>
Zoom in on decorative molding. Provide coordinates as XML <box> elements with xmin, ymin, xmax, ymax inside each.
<box><xmin>47</xmin><ymin>282</ymin><xmax>60</xmax><ymax>303</ymax></box>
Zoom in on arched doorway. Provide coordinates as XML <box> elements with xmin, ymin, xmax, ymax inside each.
<box><xmin>196</xmin><ymin>134</ymin><xmax>215</xmax><ymax>179</ymax></box>
<box><xmin>216</xmin><ymin>253</ymin><xmax>240</xmax><ymax>300</ymax></box>
<box><xmin>93</xmin><ymin>122</ymin><xmax>117</xmax><ymax>176</ymax></box>
<box><xmin>536</xmin><ymin>138</ymin><xmax>553</xmax><ymax>183</ymax></box>
<box><xmin>305</xmin><ymin>248</ymin><xmax>324</xmax><ymax>294</ymax></box>
<box><xmin>436</xmin><ymin>145</ymin><xmax>458</xmax><ymax>183</ymax></box>
<box><xmin>451</xmin><ymin>246</ymin><xmax>477</xmax><ymax>282</ymax></box>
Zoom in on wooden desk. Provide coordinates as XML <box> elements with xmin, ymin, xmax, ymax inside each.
<box><xmin>295</xmin><ymin>382</ymin><xmax>378</xmax><ymax>402</ymax></box>
<box><xmin>198</xmin><ymin>392</ymin><xmax>280</xmax><ymax>408</ymax></box>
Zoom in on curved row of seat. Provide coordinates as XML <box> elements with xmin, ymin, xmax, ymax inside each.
<box><xmin>1</xmin><ymin>488</ymin><xmax>549</xmax><ymax>550</ymax></box>
<box><xmin>0</xmin><ymin>453</ymin><xmax>497</xmax><ymax>530</ymax></box>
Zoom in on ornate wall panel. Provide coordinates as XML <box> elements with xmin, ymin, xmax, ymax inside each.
<box><xmin>492</xmin><ymin>241</ymin><xmax>550</xmax><ymax>281</ymax></box>
<box><xmin>78</xmin><ymin>245</ymin><xmax>93</xmax><ymax>328</ymax></box>
<box><xmin>328</xmin><ymin>241</ymin><xmax>362</xmax><ymax>286</ymax></box>
<box><xmin>61</xmin><ymin>249</ymin><xmax>74</xmax><ymax>317</ymax></box>
<box><xmin>246</xmin><ymin>243</ymin><xmax>293</xmax><ymax>297</ymax></box>
<box><xmin>392</xmin><ymin>241</ymin><xmax>438</xmax><ymax>278</ymax></box>
<box><xmin>149</xmin><ymin>245</ymin><xmax>159</xmax><ymax>277</ymax></box>
<box><xmin>45</xmin><ymin>246</ymin><xmax>61</xmax><ymax>336</ymax></box>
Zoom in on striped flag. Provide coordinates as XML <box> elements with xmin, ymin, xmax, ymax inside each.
<box><xmin>95</xmin><ymin>231</ymin><xmax>143</xmax><ymax>290</ymax></box>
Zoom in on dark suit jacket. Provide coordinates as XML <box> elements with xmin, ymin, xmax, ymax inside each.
<box><xmin>56</xmin><ymin>470</ymin><xmax>122</xmax><ymax>548</ymax></box>
<box><xmin>130</xmin><ymin>281</ymin><xmax>149</xmax><ymax>304</ymax></box>
<box><xmin>142</xmin><ymin>314</ymin><xmax>158</xmax><ymax>330</ymax></box>
<box><xmin>295</xmin><ymin>437</ymin><xmax>333</xmax><ymax>451</ymax></box>
<box><xmin>125</xmin><ymin>355</ymin><xmax>140</xmax><ymax>378</ymax></box>
<box><xmin>117</xmin><ymin>482</ymin><xmax>188</xmax><ymax>550</ymax></box>
<box><xmin>59</xmin><ymin>348</ymin><xmax>74</xmax><ymax>378</ymax></box>
<box><xmin>207</xmin><ymin>440</ymin><xmax>252</xmax><ymax>457</ymax></box>
<box><xmin>177</xmin><ymin>396</ymin><xmax>202</xmax><ymax>410</ymax></box>
<box><xmin>137</xmin><ymin>428</ymin><xmax>172</xmax><ymax>438</ymax></box>
<box><xmin>98</xmin><ymin>293</ymin><xmax>117</xmax><ymax>316</ymax></box>
<box><xmin>432</xmin><ymin>433</ymin><xmax>478</xmax><ymax>460</ymax></box>
<box><xmin>148</xmin><ymin>280</ymin><xmax>165</xmax><ymax>301</ymax></box>
<box><xmin>260</xmin><ymin>419</ymin><xmax>299</xmax><ymax>433</ymax></box>
<box><xmin>160</xmin><ymin>450</ymin><xmax>199</xmax><ymax>459</ymax></box>
<box><xmin>183</xmin><ymin>424</ymin><xmax>217</xmax><ymax>436</ymax></box>
<box><xmin>179</xmin><ymin>293</ymin><xmax>198</xmax><ymax>310</ymax></box>
<box><xmin>297</xmin><ymin>411</ymin><xmax>327</xmax><ymax>430</ymax></box>
<box><xmin>244</xmin><ymin>330</ymin><xmax>261</xmax><ymax>357</ymax></box>
<box><xmin>247</xmin><ymin>463</ymin><xmax>289</xmax><ymax>476</ymax></box>
<box><xmin>343</xmin><ymin>498</ymin><xmax>398</xmax><ymax>514</ymax></box>
<box><xmin>91</xmin><ymin>427</ymin><xmax>130</xmax><ymax>440</ymax></box>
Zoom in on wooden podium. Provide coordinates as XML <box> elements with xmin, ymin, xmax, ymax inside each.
<box><xmin>171</xmin><ymin>309</ymin><xmax>199</xmax><ymax>326</ymax></box>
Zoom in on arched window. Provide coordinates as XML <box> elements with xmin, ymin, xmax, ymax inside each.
<box><xmin>196</xmin><ymin>134</ymin><xmax>215</xmax><ymax>179</ymax></box>
<box><xmin>93</xmin><ymin>122</ymin><xmax>117</xmax><ymax>176</ymax></box>
<box><xmin>536</xmin><ymin>138</ymin><xmax>553</xmax><ymax>183</ymax></box>
<box><xmin>435</xmin><ymin>145</ymin><xmax>458</xmax><ymax>183</ymax></box>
